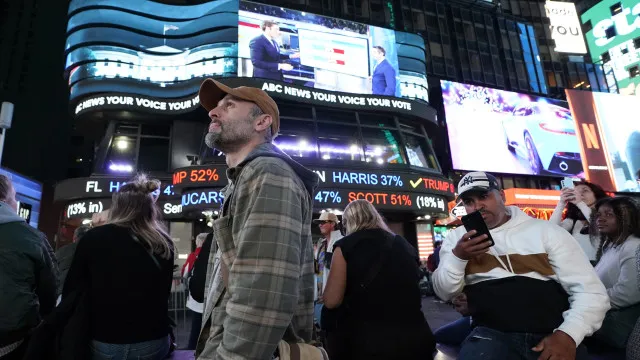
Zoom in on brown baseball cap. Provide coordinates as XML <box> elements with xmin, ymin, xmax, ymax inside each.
<box><xmin>198</xmin><ymin>78</ymin><xmax>280</xmax><ymax>136</ymax></box>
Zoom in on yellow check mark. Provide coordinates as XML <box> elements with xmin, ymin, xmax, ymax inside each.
<box><xmin>410</xmin><ymin>178</ymin><xmax>423</xmax><ymax>188</ymax></box>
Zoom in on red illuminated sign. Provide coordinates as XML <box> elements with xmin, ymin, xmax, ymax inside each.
<box><xmin>347</xmin><ymin>192</ymin><xmax>413</xmax><ymax>206</ymax></box>
<box><xmin>172</xmin><ymin>165</ymin><xmax>227</xmax><ymax>189</ymax></box>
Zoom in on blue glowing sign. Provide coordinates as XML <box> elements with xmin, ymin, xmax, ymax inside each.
<box><xmin>54</xmin><ymin>177</ymin><xmax>177</xmax><ymax>201</ymax></box>
<box><xmin>181</xmin><ymin>189</ymin><xmax>225</xmax><ymax>208</ymax></box>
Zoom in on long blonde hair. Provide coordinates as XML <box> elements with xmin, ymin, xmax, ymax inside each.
<box><xmin>107</xmin><ymin>174</ymin><xmax>173</xmax><ymax>259</ymax></box>
<box><xmin>342</xmin><ymin>199</ymin><xmax>391</xmax><ymax>235</ymax></box>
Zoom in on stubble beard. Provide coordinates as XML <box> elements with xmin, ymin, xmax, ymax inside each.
<box><xmin>204</xmin><ymin>125</ymin><xmax>252</xmax><ymax>154</ymax></box>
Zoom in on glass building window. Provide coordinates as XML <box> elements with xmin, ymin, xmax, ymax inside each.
<box><xmin>361</xmin><ymin>128</ymin><xmax>406</xmax><ymax>165</ymax></box>
<box><xmin>275</xmin><ymin>119</ymin><xmax>317</xmax><ymax>159</ymax></box>
<box><xmin>316</xmin><ymin>108</ymin><xmax>356</xmax><ymax>123</ymax></box>
<box><xmin>317</xmin><ymin>123</ymin><xmax>362</xmax><ymax>161</ymax></box>
<box><xmin>106</xmin><ymin>135</ymin><xmax>137</xmax><ymax>172</ymax></box>
<box><xmin>279</xmin><ymin>103</ymin><xmax>312</xmax><ymax>118</ymax></box>
<box><xmin>360</xmin><ymin>112</ymin><xmax>395</xmax><ymax>127</ymax></box>
<box><xmin>403</xmin><ymin>133</ymin><xmax>436</xmax><ymax>169</ymax></box>
<box><xmin>104</xmin><ymin>123</ymin><xmax>171</xmax><ymax>173</ymax></box>
<box><xmin>138</xmin><ymin>138</ymin><xmax>169</xmax><ymax>172</ymax></box>
<box><xmin>412</xmin><ymin>10</ymin><xmax>426</xmax><ymax>31</ymax></box>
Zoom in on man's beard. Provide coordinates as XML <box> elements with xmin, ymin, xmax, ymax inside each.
<box><xmin>204</xmin><ymin>127</ymin><xmax>252</xmax><ymax>154</ymax></box>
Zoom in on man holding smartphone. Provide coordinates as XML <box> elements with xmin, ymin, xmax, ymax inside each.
<box><xmin>433</xmin><ymin>171</ymin><xmax>610</xmax><ymax>360</ymax></box>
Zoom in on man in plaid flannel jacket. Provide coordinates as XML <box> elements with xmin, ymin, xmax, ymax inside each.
<box><xmin>195</xmin><ymin>78</ymin><xmax>319</xmax><ymax>360</ymax></box>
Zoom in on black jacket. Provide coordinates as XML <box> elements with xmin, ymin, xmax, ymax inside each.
<box><xmin>55</xmin><ymin>242</ymin><xmax>77</xmax><ymax>294</ymax></box>
<box><xmin>0</xmin><ymin>202</ymin><xmax>58</xmax><ymax>346</ymax></box>
<box><xmin>23</xmin><ymin>289</ymin><xmax>91</xmax><ymax>360</ymax></box>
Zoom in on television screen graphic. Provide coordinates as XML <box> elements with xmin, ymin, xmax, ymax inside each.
<box><xmin>65</xmin><ymin>0</ymin><xmax>430</xmax><ymax>105</ymax></box>
<box><xmin>297</xmin><ymin>29</ymin><xmax>370</xmax><ymax>77</ymax></box>
<box><xmin>442</xmin><ymin>80</ymin><xmax>583</xmax><ymax>177</ymax></box>
<box><xmin>238</xmin><ymin>1</ymin><xmax>399</xmax><ymax>96</ymax></box>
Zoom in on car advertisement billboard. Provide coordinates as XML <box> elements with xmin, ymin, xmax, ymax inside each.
<box><xmin>238</xmin><ymin>1</ymin><xmax>400</xmax><ymax>97</ymax></box>
<box><xmin>566</xmin><ymin>90</ymin><xmax>640</xmax><ymax>192</ymax></box>
<box><xmin>441</xmin><ymin>80</ymin><xmax>583</xmax><ymax>177</ymax></box>
<box><xmin>581</xmin><ymin>0</ymin><xmax>640</xmax><ymax>96</ymax></box>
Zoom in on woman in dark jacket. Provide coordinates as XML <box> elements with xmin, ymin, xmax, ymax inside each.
<box><xmin>323</xmin><ymin>199</ymin><xmax>435</xmax><ymax>360</ymax></box>
<box><xmin>63</xmin><ymin>174</ymin><xmax>175</xmax><ymax>360</ymax></box>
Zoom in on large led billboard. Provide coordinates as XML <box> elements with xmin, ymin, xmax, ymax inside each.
<box><xmin>65</xmin><ymin>0</ymin><xmax>239</xmax><ymax>100</ymax></box>
<box><xmin>441</xmin><ymin>80</ymin><xmax>583</xmax><ymax>177</ymax></box>
<box><xmin>581</xmin><ymin>0</ymin><xmax>640</xmax><ymax>96</ymax></box>
<box><xmin>566</xmin><ymin>90</ymin><xmax>640</xmax><ymax>192</ymax></box>
<box><xmin>545</xmin><ymin>1</ymin><xmax>587</xmax><ymax>54</ymax></box>
<box><xmin>65</xmin><ymin>0</ymin><xmax>430</xmax><ymax>110</ymax></box>
<box><xmin>238</xmin><ymin>1</ymin><xmax>399</xmax><ymax>96</ymax></box>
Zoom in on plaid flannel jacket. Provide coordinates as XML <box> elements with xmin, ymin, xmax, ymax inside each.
<box><xmin>196</xmin><ymin>145</ymin><xmax>317</xmax><ymax>360</ymax></box>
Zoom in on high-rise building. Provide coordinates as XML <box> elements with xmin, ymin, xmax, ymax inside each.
<box><xmin>0</xmin><ymin>0</ymin><xmax>71</xmax><ymax>183</ymax></box>
<box><xmin>57</xmin><ymin>0</ymin><xmax>637</xmax><ymax>255</ymax></box>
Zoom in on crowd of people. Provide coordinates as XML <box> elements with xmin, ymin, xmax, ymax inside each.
<box><xmin>429</xmin><ymin>173</ymin><xmax>640</xmax><ymax>359</ymax></box>
<box><xmin>1</xmin><ymin>77</ymin><xmax>639</xmax><ymax>360</ymax></box>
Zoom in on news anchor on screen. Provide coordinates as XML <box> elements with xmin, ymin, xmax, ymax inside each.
<box><xmin>249</xmin><ymin>20</ymin><xmax>299</xmax><ymax>81</ymax></box>
<box><xmin>371</xmin><ymin>46</ymin><xmax>396</xmax><ymax>96</ymax></box>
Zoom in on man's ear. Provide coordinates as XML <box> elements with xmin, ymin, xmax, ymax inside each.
<box><xmin>254</xmin><ymin>114</ymin><xmax>273</xmax><ymax>132</ymax></box>
<box><xmin>498</xmin><ymin>189</ymin><xmax>506</xmax><ymax>203</ymax></box>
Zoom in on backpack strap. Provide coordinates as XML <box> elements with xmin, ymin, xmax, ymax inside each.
<box><xmin>130</xmin><ymin>233</ymin><xmax>161</xmax><ymax>271</ymax></box>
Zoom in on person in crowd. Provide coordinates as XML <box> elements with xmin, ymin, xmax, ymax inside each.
<box><xmin>433</xmin><ymin>293</ymin><xmax>474</xmax><ymax>346</ymax></box>
<box><xmin>249</xmin><ymin>20</ymin><xmax>299</xmax><ymax>81</ymax></box>
<box><xmin>589</xmin><ymin>197</ymin><xmax>640</xmax><ymax>349</ymax></box>
<box><xmin>0</xmin><ymin>174</ymin><xmax>58</xmax><ymax>360</ymax></box>
<box><xmin>63</xmin><ymin>175</ymin><xmax>175</xmax><ymax>360</ymax></box>
<box><xmin>195</xmin><ymin>78</ymin><xmax>318</xmax><ymax>359</ymax></box>
<box><xmin>56</xmin><ymin>225</ymin><xmax>90</xmax><ymax>294</ymax></box>
<box><xmin>313</xmin><ymin>212</ymin><xmax>343</xmax><ymax>328</ymax></box>
<box><xmin>182</xmin><ymin>233</ymin><xmax>208</xmax><ymax>278</ymax></box>
<box><xmin>370</xmin><ymin>46</ymin><xmax>396</xmax><ymax>96</ymax></box>
<box><xmin>433</xmin><ymin>171</ymin><xmax>610</xmax><ymax>360</ymax></box>
<box><xmin>550</xmin><ymin>180</ymin><xmax>608</xmax><ymax>262</ymax></box>
<box><xmin>322</xmin><ymin>199</ymin><xmax>435</xmax><ymax>360</ymax></box>
<box><xmin>426</xmin><ymin>240</ymin><xmax>442</xmax><ymax>272</ymax></box>
<box><xmin>186</xmin><ymin>233</ymin><xmax>214</xmax><ymax>350</ymax></box>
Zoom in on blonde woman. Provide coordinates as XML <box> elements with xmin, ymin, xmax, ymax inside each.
<box><xmin>322</xmin><ymin>199</ymin><xmax>435</xmax><ymax>360</ymax></box>
<box><xmin>63</xmin><ymin>174</ymin><xmax>175</xmax><ymax>360</ymax></box>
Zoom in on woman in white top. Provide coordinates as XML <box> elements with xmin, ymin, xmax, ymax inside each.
<box><xmin>550</xmin><ymin>181</ymin><xmax>608</xmax><ymax>262</ymax></box>
<box><xmin>590</xmin><ymin>197</ymin><xmax>640</xmax><ymax>349</ymax></box>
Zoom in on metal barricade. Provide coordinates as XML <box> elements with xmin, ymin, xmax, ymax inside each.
<box><xmin>169</xmin><ymin>276</ymin><xmax>190</xmax><ymax>348</ymax></box>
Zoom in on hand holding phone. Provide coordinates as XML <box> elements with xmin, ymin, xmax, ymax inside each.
<box><xmin>452</xmin><ymin>211</ymin><xmax>495</xmax><ymax>260</ymax></box>
<box><xmin>561</xmin><ymin>177</ymin><xmax>575</xmax><ymax>190</ymax></box>
<box><xmin>560</xmin><ymin>188</ymin><xmax>577</xmax><ymax>204</ymax></box>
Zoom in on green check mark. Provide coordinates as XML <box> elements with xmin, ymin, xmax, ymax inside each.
<box><xmin>410</xmin><ymin>178</ymin><xmax>423</xmax><ymax>188</ymax></box>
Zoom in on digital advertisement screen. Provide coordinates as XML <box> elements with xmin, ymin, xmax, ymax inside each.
<box><xmin>441</xmin><ymin>80</ymin><xmax>583</xmax><ymax>177</ymax></box>
<box><xmin>172</xmin><ymin>164</ymin><xmax>456</xmax><ymax>197</ymax></box>
<box><xmin>544</xmin><ymin>1</ymin><xmax>587</xmax><ymax>54</ymax></box>
<box><xmin>566</xmin><ymin>90</ymin><xmax>640</xmax><ymax>192</ymax></box>
<box><xmin>238</xmin><ymin>0</ymin><xmax>400</xmax><ymax>97</ymax></box>
<box><xmin>66</xmin><ymin>0</ymin><xmax>430</xmax><ymax>111</ymax></box>
<box><xmin>65</xmin><ymin>0</ymin><xmax>239</xmax><ymax>100</ymax></box>
<box><xmin>581</xmin><ymin>0</ymin><xmax>640</xmax><ymax>96</ymax></box>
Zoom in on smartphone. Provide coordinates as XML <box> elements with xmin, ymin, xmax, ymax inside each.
<box><xmin>461</xmin><ymin>210</ymin><xmax>495</xmax><ymax>247</ymax></box>
<box><xmin>561</xmin><ymin>177</ymin><xmax>575</xmax><ymax>189</ymax></box>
